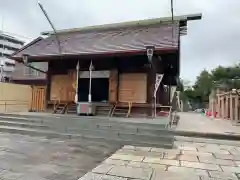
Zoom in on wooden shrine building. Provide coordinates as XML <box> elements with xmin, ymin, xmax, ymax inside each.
<box><xmin>11</xmin><ymin>14</ymin><xmax>202</xmax><ymax>117</ymax></box>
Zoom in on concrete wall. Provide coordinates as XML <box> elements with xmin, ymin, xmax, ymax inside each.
<box><xmin>0</xmin><ymin>82</ymin><xmax>32</xmax><ymax>113</ymax></box>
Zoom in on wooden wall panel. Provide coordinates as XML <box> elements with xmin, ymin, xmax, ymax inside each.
<box><xmin>50</xmin><ymin>75</ymin><xmax>75</xmax><ymax>102</ymax></box>
<box><xmin>119</xmin><ymin>73</ymin><xmax>147</xmax><ymax>103</ymax></box>
<box><xmin>0</xmin><ymin>82</ymin><xmax>32</xmax><ymax>113</ymax></box>
<box><xmin>109</xmin><ymin>69</ymin><xmax>118</xmax><ymax>103</ymax></box>
<box><xmin>31</xmin><ymin>86</ymin><xmax>46</xmax><ymax>112</ymax></box>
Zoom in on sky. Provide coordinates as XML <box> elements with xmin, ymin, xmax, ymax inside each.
<box><xmin>0</xmin><ymin>0</ymin><xmax>240</xmax><ymax>84</ymax></box>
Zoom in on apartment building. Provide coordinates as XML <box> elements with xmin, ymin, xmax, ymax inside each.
<box><xmin>0</xmin><ymin>32</ymin><xmax>24</xmax><ymax>81</ymax></box>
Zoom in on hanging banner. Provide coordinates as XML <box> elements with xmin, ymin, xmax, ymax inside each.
<box><xmin>153</xmin><ymin>74</ymin><xmax>164</xmax><ymax>98</ymax></box>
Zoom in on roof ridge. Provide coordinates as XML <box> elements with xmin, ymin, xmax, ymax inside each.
<box><xmin>41</xmin><ymin>13</ymin><xmax>202</xmax><ymax>35</ymax></box>
<box><xmin>10</xmin><ymin>37</ymin><xmax>43</xmax><ymax>59</ymax></box>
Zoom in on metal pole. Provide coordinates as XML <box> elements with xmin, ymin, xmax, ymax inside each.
<box><xmin>38</xmin><ymin>1</ymin><xmax>62</xmax><ymax>55</ymax></box>
<box><xmin>171</xmin><ymin>0</ymin><xmax>174</xmax><ymax>46</ymax></box>
<box><xmin>88</xmin><ymin>61</ymin><xmax>92</xmax><ymax>103</ymax></box>
<box><xmin>75</xmin><ymin>60</ymin><xmax>79</xmax><ymax>103</ymax></box>
<box><xmin>154</xmin><ymin>95</ymin><xmax>157</xmax><ymax>117</ymax></box>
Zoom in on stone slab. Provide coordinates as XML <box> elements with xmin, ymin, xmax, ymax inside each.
<box><xmin>220</xmin><ymin>145</ymin><xmax>237</xmax><ymax>151</ymax></box>
<box><xmin>79</xmin><ymin>172</ymin><xmax>127</xmax><ymax>180</ymax></box>
<box><xmin>221</xmin><ymin>166</ymin><xmax>240</xmax><ymax>173</ymax></box>
<box><xmin>92</xmin><ymin>164</ymin><xmax>114</xmax><ymax>174</ymax></box>
<box><xmin>103</xmin><ymin>158</ymin><xmax>129</xmax><ymax>166</ymax></box>
<box><xmin>198</xmin><ymin>147</ymin><xmax>230</xmax><ymax>155</ymax></box>
<box><xmin>122</xmin><ymin>145</ymin><xmax>135</xmax><ymax>150</ymax></box>
<box><xmin>234</xmin><ymin>161</ymin><xmax>240</xmax><ymax>167</ymax></box>
<box><xmin>151</xmin><ymin>170</ymin><xmax>201</xmax><ymax>180</ymax></box>
<box><xmin>109</xmin><ymin>154</ymin><xmax>144</xmax><ymax>162</ymax></box>
<box><xmin>163</xmin><ymin>151</ymin><xmax>180</xmax><ymax>160</ymax></box>
<box><xmin>229</xmin><ymin>149</ymin><xmax>240</xmax><ymax>155</ymax></box>
<box><xmin>127</xmin><ymin>161</ymin><xmax>166</xmax><ymax>170</ymax></box>
<box><xmin>134</xmin><ymin>147</ymin><xmax>152</xmax><ymax>152</ymax></box>
<box><xmin>179</xmin><ymin>146</ymin><xmax>197</xmax><ymax>151</ymax></box>
<box><xmin>143</xmin><ymin>157</ymin><xmax>180</xmax><ymax>166</ymax></box>
<box><xmin>181</xmin><ymin>161</ymin><xmax>221</xmax><ymax>171</ymax></box>
<box><xmin>167</xmin><ymin>166</ymin><xmax>208</xmax><ymax>177</ymax></box>
<box><xmin>116</xmin><ymin>149</ymin><xmax>163</xmax><ymax>158</ymax></box>
<box><xmin>199</xmin><ymin>156</ymin><xmax>235</xmax><ymax>166</ymax></box>
<box><xmin>107</xmin><ymin>166</ymin><xmax>152</xmax><ymax>180</ymax></box>
<box><xmin>178</xmin><ymin>155</ymin><xmax>199</xmax><ymax>162</ymax></box>
<box><xmin>151</xmin><ymin>147</ymin><xmax>166</xmax><ymax>153</ymax></box>
<box><xmin>214</xmin><ymin>154</ymin><xmax>234</xmax><ymax>160</ymax></box>
<box><xmin>208</xmin><ymin>171</ymin><xmax>238</xmax><ymax>180</ymax></box>
<box><xmin>181</xmin><ymin>150</ymin><xmax>213</xmax><ymax>157</ymax></box>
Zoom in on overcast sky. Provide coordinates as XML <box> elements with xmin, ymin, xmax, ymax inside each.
<box><xmin>0</xmin><ymin>0</ymin><xmax>240</xmax><ymax>84</ymax></box>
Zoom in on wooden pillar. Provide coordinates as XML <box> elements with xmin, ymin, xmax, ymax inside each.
<box><xmin>147</xmin><ymin>69</ymin><xmax>155</xmax><ymax>117</ymax></box>
<box><xmin>221</xmin><ymin>96</ymin><xmax>224</xmax><ymax>118</ymax></box>
<box><xmin>217</xmin><ymin>95</ymin><xmax>220</xmax><ymax>117</ymax></box>
<box><xmin>218</xmin><ymin>96</ymin><xmax>221</xmax><ymax>118</ymax></box>
<box><xmin>45</xmin><ymin>62</ymin><xmax>52</xmax><ymax>111</ymax></box>
<box><xmin>230</xmin><ymin>93</ymin><xmax>233</xmax><ymax>121</ymax></box>
<box><xmin>225</xmin><ymin>95</ymin><xmax>229</xmax><ymax>120</ymax></box>
<box><xmin>235</xmin><ymin>95</ymin><xmax>239</xmax><ymax>122</ymax></box>
<box><xmin>147</xmin><ymin>56</ymin><xmax>162</xmax><ymax>117</ymax></box>
<box><xmin>222</xmin><ymin>96</ymin><xmax>226</xmax><ymax>119</ymax></box>
<box><xmin>109</xmin><ymin>69</ymin><xmax>118</xmax><ymax>103</ymax></box>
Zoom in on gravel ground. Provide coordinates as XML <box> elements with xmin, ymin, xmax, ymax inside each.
<box><xmin>0</xmin><ymin>132</ymin><xmax>121</xmax><ymax>180</ymax></box>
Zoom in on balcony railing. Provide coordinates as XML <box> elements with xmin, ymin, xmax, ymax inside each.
<box><xmin>0</xmin><ymin>40</ymin><xmax>22</xmax><ymax>49</ymax></box>
<box><xmin>0</xmin><ymin>48</ymin><xmax>14</xmax><ymax>55</ymax></box>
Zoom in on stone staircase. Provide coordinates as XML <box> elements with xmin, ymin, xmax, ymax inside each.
<box><xmin>52</xmin><ymin>103</ymin><xmax>68</xmax><ymax>114</ymax></box>
<box><xmin>0</xmin><ymin>114</ymin><xmax>175</xmax><ymax>148</ymax></box>
<box><xmin>95</xmin><ymin>104</ymin><xmax>112</xmax><ymax>116</ymax></box>
<box><xmin>66</xmin><ymin>103</ymin><xmax>77</xmax><ymax>114</ymax></box>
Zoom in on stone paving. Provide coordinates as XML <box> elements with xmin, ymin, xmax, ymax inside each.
<box><xmin>0</xmin><ymin>133</ymin><xmax>120</xmax><ymax>180</ymax></box>
<box><xmin>177</xmin><ymin>112</ymin><xmax>240</xmax><ymax>135</ymax></box>
<box><xmin>79</xmin><ymin>140</ymin><xmax>240</xmax><ymax>180</ymax></box>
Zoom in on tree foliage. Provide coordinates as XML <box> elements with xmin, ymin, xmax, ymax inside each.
<box><xmin>181</xmin><ymin>63</ymin><xmax>240</xmax><ymax>107</ymax></box>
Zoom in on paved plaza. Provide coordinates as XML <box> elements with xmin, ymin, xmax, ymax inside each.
<box><xmin>0</xmin><ymin>112</ymin><xmax>239</xmax><ymax>179</ymax></box>
<box><xmin>80</xmin><ymin>138</ymin><xmax>240</xmax><ymax>180</ymax></box>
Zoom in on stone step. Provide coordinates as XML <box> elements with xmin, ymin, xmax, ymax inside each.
<box><xmin>0</xmin><ymin>120</ymin><xmax>174</xmax><ymax>144</ymax></box>
<box><xmin>0</xmin><ymin>126</ymin><xmax>173</xmax><ymax>148</ymax></box>
<box><xmin>0</xmin><ymin>116</ymin><xmax>44</xmax><ymax>124</ymax></box>
<box><xmin>0</xmin><ymin>115</ymin><xmax>169</xmax><ymax>132</ymax></box>
<box><xmin>0</xmin><ymin>114</ymin><xmax>169</xmax><ymax>126</ymax></box>
<box><xmin>65</xmin><ymin>128</ymin><xmax>174</xmax><ymax>144</ymax></box>
<box><xmin>0</xmin><ymin>120</ymin><xmax>49</xmax><ymax>130</ymax></box>
<box><xmin>0</xmin><ymin>117</ymin><xmax>173</xmax><ymax>139</ymax></box>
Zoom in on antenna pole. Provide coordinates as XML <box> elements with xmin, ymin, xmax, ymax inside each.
<box><xmin>38</xmin><ymin>1</ymin><xmax>62</xmax><ymax>55</ymax></box>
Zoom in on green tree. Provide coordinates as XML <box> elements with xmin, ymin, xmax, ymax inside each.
<box><xmin>193</xmin><ymin>70</ymin><xmax>213</xmax><ymax>103</ymax></box>
<box><xmin>180</xmin><ymin>63</ymin><xmax>240</xmax><ymax>108</ymax></box>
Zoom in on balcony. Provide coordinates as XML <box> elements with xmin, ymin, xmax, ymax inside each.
<box><xmin>2</xmin><ymin>66</ymin><xmax>14</xmax><ymax>72</ymax></box>
<box><xmin>0</xmin><ymin>48</ymin><xmax>14</xmax><ymax>55</ymax></box>
<box><xmin>0</xmin><ymin>40</ymin><xmax>22</xmax><ymax>49</ymax></box>
<box><xmin>0</xmin><ymin>57</ymin><xmax>15</xmax><ymax>65</ymax></box>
